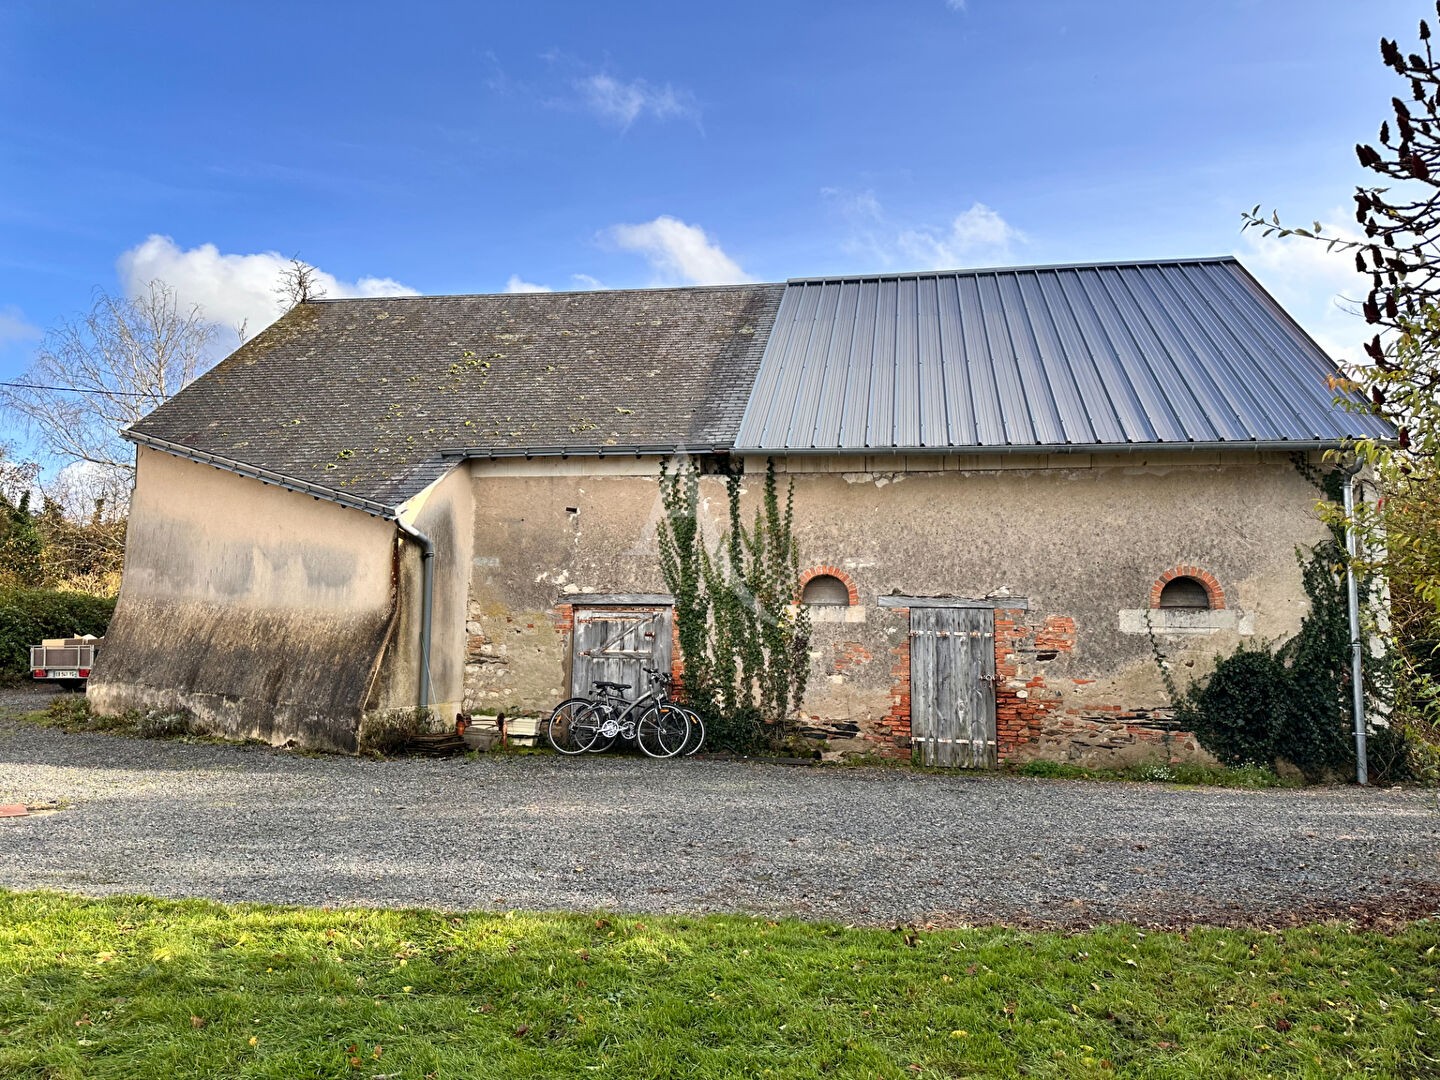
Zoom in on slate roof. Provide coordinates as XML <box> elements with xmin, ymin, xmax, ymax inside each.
<box><xmin>128</xmin><ymin>257</ymin><xmax>1392</xmax><ymax>510</ymax></box>
<box><xmin>128</xmin><ymin>283</ymin><xmax>784</xmax><ymax>505</ymax></box>
<box><xmin>734</xmin><ymin>258</ymin><xmax>1396</xmax><ymax>453</ymax></box>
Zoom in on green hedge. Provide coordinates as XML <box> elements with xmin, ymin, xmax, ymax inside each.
<box><xmin>0</xmin><ymin>587</ymin><xmax>116</xmax><ymax>685</ymax></box>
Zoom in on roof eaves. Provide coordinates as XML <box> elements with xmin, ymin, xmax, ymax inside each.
<box><xmin>729</xmin><ymin>438</ymin><xmax>1387</xmax><ymax>456</ymax></box>
<box><xmin>124</xmin><ymin>429</ymin><xmax>401</xmax><ymax>519</ymax></box>
<box><xmin>442</xmin><ymin>443</ymin><xmax>732</xmax><ymax>460</ymax></box>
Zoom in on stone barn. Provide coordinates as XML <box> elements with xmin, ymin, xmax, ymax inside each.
<box><xmin>89</xmin><ymin>257</ymin><xmax>1392</xmax><ymax>764</ymax></box>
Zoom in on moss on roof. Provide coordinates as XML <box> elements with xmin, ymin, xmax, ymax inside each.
<box><xmin>129</xmin><ymin>284</ymin><xmax>784</xmax><ymax>504</ymax></box>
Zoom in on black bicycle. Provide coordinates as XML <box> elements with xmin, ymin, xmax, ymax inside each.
<box><xmin>546</xmin><ymin>668</ymin><xmax>692</xmax><ymax>758</ymax></box>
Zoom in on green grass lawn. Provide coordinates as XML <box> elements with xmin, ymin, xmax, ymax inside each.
<box><xmin>0</xmin><ymin>892</ymin><xmax>1436</xmax><ymax>1079</ymax></box>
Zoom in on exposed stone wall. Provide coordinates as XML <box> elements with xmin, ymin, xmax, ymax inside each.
<box><xmin>463</xmin><ymin>450</ymin><xmax>1330</xmax><ymax>765</ymax></box>
<box><xmin>859</xmin><ymin>606</ymin><xmax>1208</xmax><ymax>767</ymax></box>
<box><xmin>463</xmin><ymin>457</ymin><xmax>700</xmax><ymax>716</ymax></box>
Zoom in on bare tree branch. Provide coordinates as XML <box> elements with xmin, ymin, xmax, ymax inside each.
<box><xmin>0</xmin><ymin>281</ymin><xmax>217</xmax><ymax>489</ymax></box>
<box><xmin>1241</xmin><ymin>7</ymin><xmax>1440</xmax><ymax>460</ymax></box>
<box><xmin>275</xmin><ymin>257</ymin><xmax>327</xmax><ymax>311</ymax></box>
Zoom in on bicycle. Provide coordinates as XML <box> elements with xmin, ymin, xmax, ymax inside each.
<box><xmin>546</xmin><ymin>668</ymin><xmax>691</xmax><ymax>758</ymax></box>
<box><xmin>650</xmin><ymin>672</ymin><xmax>705</xmax><ymax>756</ymax></box>
<box><xmin>625</xmin><ymin>668</ymin><xmax>704</xmax><ymax>756</ymax></box>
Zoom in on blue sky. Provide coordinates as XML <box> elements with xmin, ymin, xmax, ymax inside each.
<box><xmin>0</xmin><ymin>0</ymin><xmax>1418</xmax><ymax>390</ymax></box>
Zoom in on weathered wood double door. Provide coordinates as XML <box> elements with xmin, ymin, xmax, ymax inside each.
<box><xmin>909</xmin><ymin>606</ymin><xmax>997</xmax><ymax>767</ymax></box>
<box><xmin>569</xmin><ymin>603</ymin><xmax>673</xmax><ymax>700</ymax></box>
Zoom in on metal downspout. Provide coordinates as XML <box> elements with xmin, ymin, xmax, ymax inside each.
<box><xmin>396</xmin><ymin>518</ymin><xmax>435</xmax><ymax>711</ymax></box>
<box><xmin>1342</xmin><ymin>469</ymin><xmax>1368</xmax><ymax>785</ymax></box>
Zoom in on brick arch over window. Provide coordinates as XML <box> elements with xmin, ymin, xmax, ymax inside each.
<box><xmin>1149</xmin><ymin>566</ymin><xmax>1226</xmax><ymax>610</ymax></box>
<box><xmin>798</xmin><ymin>565</ymin><xmax>860</xmax><ymax>606</ymax></box>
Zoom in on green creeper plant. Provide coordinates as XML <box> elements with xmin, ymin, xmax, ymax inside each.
<box><xmin>1153</xmin><ymin>467</ymin><xmax>1401</xmax><ymax>782</ymax></box>
<box><xmin>656</xmin><ymin>457</ymin><xmax>811</xmax><ymax>751</ymax></box>
<box><xmin>656</xmin><ymin>458</ymin><xmax>711</xmax><ymax>712</ymax></box>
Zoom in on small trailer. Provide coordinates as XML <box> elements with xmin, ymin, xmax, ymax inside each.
<box><xmin>30</xmin><ymin>636</ymin><xmax>102</xmax><ymax>690</ymax></box>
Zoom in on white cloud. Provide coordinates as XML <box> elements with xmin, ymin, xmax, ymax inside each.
<box><xmin>605</xmin><ymin>216</ymin><xmax>751</xmax><ymax>285</ymax></box>
<box><xmin>946</xmin><ymin>0</ymin><xmax>968</xmax><ymax>10</ymax></box>
<box><xmin>825</xmin><ymin>190</ymin><xmax>1026</xmax><ymax>270</ymax></box>
<box><xmin>896</xmin><ymin>203</ymin><xmax>1025</xmax><ymax>268</ymax></box>
<box><xmin>576</xmin><ymin>73</ymin><xmax>697</xmax><ymax>129</ymax></box>
<box><xmin>1236</xmin><ymin>213</ymin><xmax>1371</xmax><ymax>364</ymax></box>
<box><xmin>504</xmin><ymin>275</ymin><xmax>553</xmax><ymax>293</ymax></box>
<box><xmin>117</xmin><ymin>235</ymin><xmax>419</xmax><ymax>338</ymax></box>
<box><xmin>504</xmin><ymin>272</ymin><xmax>611</xmax><ymax>293</ymax></box>
<box><xmin>0</xmin><ymin>305</ymin><xmax>40</xmax><ymax>345</ymax></box>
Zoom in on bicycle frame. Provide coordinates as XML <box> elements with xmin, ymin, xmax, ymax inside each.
<box><xmin>587</xmin><ymin>684</ymin><xmax>667</xmax><ymax>740</ymax></box>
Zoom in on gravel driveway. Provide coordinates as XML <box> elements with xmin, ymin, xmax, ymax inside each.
<box><xmin>1</xmin><ymin>693</ymin><xmax>1437</xmax><ymax>927</ymax></box>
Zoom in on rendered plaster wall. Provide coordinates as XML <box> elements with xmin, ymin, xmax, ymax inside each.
<box><xmin>89</xmin><ymin>445</ymin><xmax>399</xmax><ymax>752</ymax></box>
<box><xmin>464</xmin><ymin>451</ymin><xmax>1330</xmax><ymax>764</ymax></box>
<box><xmin>765</xmin><ymin>451</ymin><xmax>1329</xmax><ymax>765</ymax></box>
<box><xmin>364</xmin><ymin>463</ymin><xmax>474</xmax><ymax>732</ymax></box>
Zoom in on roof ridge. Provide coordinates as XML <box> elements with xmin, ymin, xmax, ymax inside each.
<box><xmin>306</xmin><ymin>281</ymin><xmax>784</xmax><ymax>304</ymax></box>
<box><xmin>785</xmin><ymin>256</ymin><xmax>1239</xmax><ymax>286</ymax></box>
<box><xmin>304</xmin><ymin>259</ymin><xmax>1244</xmax><ymax>304</ymax></box>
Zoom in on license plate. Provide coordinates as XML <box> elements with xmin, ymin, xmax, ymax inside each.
<box><xmin>47</xmin><ymin>670</ymin><xmax>79</xmax><ymax>679</ymax></box>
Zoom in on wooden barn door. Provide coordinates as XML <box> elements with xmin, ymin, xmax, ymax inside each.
<box><xmin>570</xmin><ymin>603</ymin><xmax>673</xmax><ymax>700</ymax></box>
<box><xmin>909</xmin><ymin>606</ymin><xmax>997</xmax><ymax>767</ymax></box>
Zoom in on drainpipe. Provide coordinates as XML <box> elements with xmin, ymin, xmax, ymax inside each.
<box><xmin>395</xmin><ymin>517</ymin><xmax>435</xmax><ymax>711</ymax></box>
<box><xmin>1341</xmin><ymin>468</ymin><xmax>1368</xmax><ymax>786</ymax></box>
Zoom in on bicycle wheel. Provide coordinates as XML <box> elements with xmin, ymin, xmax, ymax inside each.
<box><xmin>680</xmin><ymin>708</ymin><xmax>705</xmax><ymax>756</ymax></box>
<box><xmin>546</xmin><ymin>698</ymin><xmax>602</xmax><ymax>754</ymax></box>
<box><xmin>635</xmin><ymin>704</ymin><xmax>690</xmax><ymax>759</ymax></box>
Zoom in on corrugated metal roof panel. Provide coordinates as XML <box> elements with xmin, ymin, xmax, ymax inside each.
<box><xmin>733</xmin><ymin>257</ymin><xmax>1395</xmax><ymax>452</ymax></box>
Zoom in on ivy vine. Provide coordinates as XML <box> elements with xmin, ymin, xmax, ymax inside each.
<box><xmin>657</xmin><ymin>457</ymin><xmax>811</xmax><ymax>751</ymax></box>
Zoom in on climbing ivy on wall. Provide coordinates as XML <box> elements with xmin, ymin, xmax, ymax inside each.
<box><xmin>657</xmin><ymin>457</ymin><xmax>811</xmax><ymax>751</ymax></box>
<box><xmin>656</xmin><ymin>458</ymin><xmax>711</xmax><ymax>710</ymax></box>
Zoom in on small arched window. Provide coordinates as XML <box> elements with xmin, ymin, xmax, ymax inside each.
<box><xmin>1158</xmin><ymin>576</ymin><xmax>1211</xmax><ymax>610</ymax></box>
<box><xmin>801</xmin><ymin>574</ymin><xmax>851</xmax><ymax>606</ymax></box>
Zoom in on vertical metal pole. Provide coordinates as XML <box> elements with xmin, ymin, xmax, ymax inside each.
<box><xmin>1342</xmin><ymin>472</ymin><xmax>1368</xmax><ymax>785</ymax></box>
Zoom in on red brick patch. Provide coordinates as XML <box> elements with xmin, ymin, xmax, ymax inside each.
<box><xmin>832</xmin><ymin>641</ymin><xmax>873</xmax><ymax>674</ymax></box>
<box><xmin>870</xmin><ymin>607</ymin><xmax>912</xmax><ymax>759</ymax></box>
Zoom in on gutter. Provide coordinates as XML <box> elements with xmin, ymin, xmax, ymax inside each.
<box><xmin>438</xmin><ymin>439</ymin><xmax>1409</xmax><ymax>461</ymax></box>
<box><xmin>727</xmin><ymin>439</ymin><xmax>1394</xmax><ymax>457</ymax></box>
<box><xmin>395</xmin><ymin>517</ymin><xmax>436</xmax><ymax>712</ymax></box>
<box><xmin>442</xmin><ymin>443</ymin><xmax>728</xmax><ymax>460</ymax></box>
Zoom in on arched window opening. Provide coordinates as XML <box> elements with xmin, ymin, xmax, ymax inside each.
<box><xmin>1158</xmin><ymin>576</ymin><xmax>1211</xmax><ymax>610</ymax></box>
<box><xmin>802</xmin><ymin>574</ymin><xmax>852</xmax><ymax>606</ymax></box>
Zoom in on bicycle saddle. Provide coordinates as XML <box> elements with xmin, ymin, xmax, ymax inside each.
<box><xmin>592</xmin><ymin>680</ymin><xmax>630</xmax><ymax>692</ymax></box>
